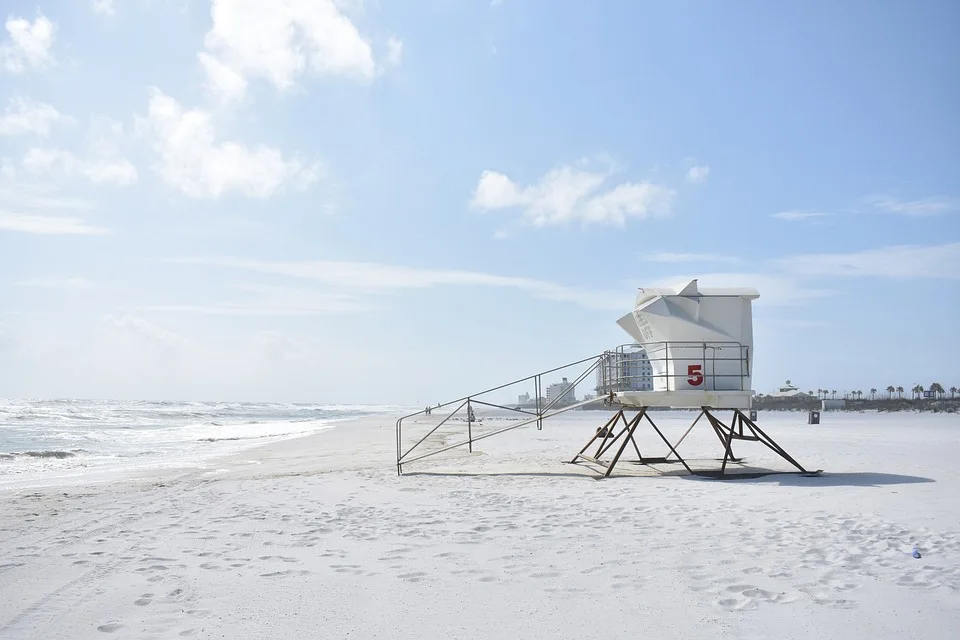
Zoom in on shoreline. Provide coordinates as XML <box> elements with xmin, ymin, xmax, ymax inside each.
<box><xmin>0</xmin><ymin>416</ymin><xmax>368</xmax><ymax>493</ymax></box>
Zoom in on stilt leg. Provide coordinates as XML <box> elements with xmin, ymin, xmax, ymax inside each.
<box><xmin>665</xmin><ymin>409</ymin><xmax>704</xmax><ymax>460</ymax></box>
<box><xmin>596</xmin><ymin>412</ymin><xmax>642</xmax><ymax>459</ymax></box>
<box><xmin>604</xmin><ymin>409</ymin><xmax>647</xmax><ymax>477</ymax></box>
<box><xmin>735</xmin><ymin>410</ymin><xmax>809</xmax><ymax>473</ymax></box>
<box><xmin>643</xmin><ymin>413</ymin><xmax>693</xmax><ymax>474</ymax></box>
<box><xmin>570</xmin><ymin>411</ymin><xmax>621</xmax><ymax>463</ymax></box>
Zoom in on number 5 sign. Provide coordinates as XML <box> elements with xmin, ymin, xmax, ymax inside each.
<box><xmin>687</xmin><ymin>364</ymin><xmax>704</xmax><ymax>387</ymax></box>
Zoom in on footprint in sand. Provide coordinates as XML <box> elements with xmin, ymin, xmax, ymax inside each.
<box><xmin>330</xmin><ymin>564</ymin><xmax>363</xmax><ymax>574</ymax></box>
<box><xmin>97</xmin><ymin>622</ymin><xmax>122</xmax><ymax>633</ymax></box>
<box><xmin>896</xmin><ymin>574</ymin><xmax>937</xmax><ymax>589</ymax></box>
<box><xmin>135</xmin><ymin>593</ymin><xmax>154</xmax><ymax>606</ymax></box>
<box><xmin>136</xmin><ymin>564</ymin><xmax>168</xmax><ymax>573</ymax></box>
<box><xmin>717</xmin><ymin>584</ymin><xmax>797</xmax><ymax>609</ymax></box>
<box><xmin>260</xmin><ymin>569</ymin><xmax>312</xmax><ymax>577</ymax></box>
<box><xmin>530</xmin><ymin>571</ymin><xmax>561</xmax><ymax>579</ymax></box>
<box><xmin>398</xmin><ymin>571</ymin><xmax>427</xmax><ymax>583</ymax></box>
<box><xmin>818</xmin><ymin>576</ymin><xmax>859</xmax><ymax>592</ymax></box>
<box><xmin>258</xmin><ymin>555</ymin><xmax>298</xmax><ymax>563</ymax></box>
<box><xmin>717</xmin><ymin>597</ymin><xmax>758</xmax><ymax>612</ymax></box>
<box><xmin>798</xmin><ymin>585</ymin><xmax>856</xmax><ymax>609</ymax></box>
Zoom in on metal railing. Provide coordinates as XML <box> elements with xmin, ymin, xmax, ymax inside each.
<box><xmin>596</xmin><ymin>341</ymin><xmax>750</xmax><ymax>393</ymax></box>
<box><xmin>395</xmin><ymin>341</ymin><xmax>751</xmax><ymax>474</ymax></box>
<box><xmin>396</xmin><ymin>353</ymin><xmax>608</xmax><ymax>474</ymax></box>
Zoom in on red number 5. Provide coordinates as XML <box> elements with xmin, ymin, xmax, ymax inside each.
<box><xmin>687</xmin><ymin>364</ymin><xmax>704</xmax><ymax>386</ymax></box>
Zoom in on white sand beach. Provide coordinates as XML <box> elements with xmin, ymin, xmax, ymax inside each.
<box><xmin>2</xmin><ymin>410</ymin><xmax>959</xmax><ymax>639</ymax></box>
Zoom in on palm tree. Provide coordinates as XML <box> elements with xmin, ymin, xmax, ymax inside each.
<box><xmin>886</xmin><ymin>385</ymin><xmax>895</xmax><ymax>399</ymax></box>
<box><xmin>930</xmin><ymin>383</ymin><xmax>944</xmax><ymax>399</ymax></box>
<box><xmin>807</xmin><ymin>390</ymin><xmax>814</xmax><ymax>397</ymax></box>
<box><xmin>896</xmin><ymin>386</ymin><xmax>904</xmax><ymax>399</ymax></box>
<box><xmin>857</xmin><ymin>390</ymin><xmax>864</xmax><ymax>401</ymax></box>
<box><xmin>951</xmin><ymin>386</ymin><xmax>958</xmax><ymax>399</ymax></box>
<box><xmin>817</xmin><ymin>388</ymin><xmax>822</xmax><ymax>399</ymax></box>
<box><xmin>831</xmin><ymin>389</ymin><xmax>837</xmax><ymax>400</ymax></box>
<box><xmin>870</xmin><ymin>388</ymin><xmax>877</xmax><ymax>400</ymax></box>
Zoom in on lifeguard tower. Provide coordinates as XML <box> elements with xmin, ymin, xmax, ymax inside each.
<box><xmin>569</xmin><ymin>279</ymin><xmax>815</xmax><ymax>477</ymax></box>
<box><xmin>395</xmin><ymin>279</ymin><xmax>817</xmax><ymax>478</ymax></box>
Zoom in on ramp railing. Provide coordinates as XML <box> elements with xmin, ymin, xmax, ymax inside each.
<box><xmin>395</xmin><ymin>341</ymin><xmax>752</xmax><ymax>474</ymax></box>
<box><xmin>396</xmin><ymin>354</ymin><xmax>608</xmax><ymax>474</ymax></box>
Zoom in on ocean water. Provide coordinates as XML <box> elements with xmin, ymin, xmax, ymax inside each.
<box><xmin>0</xmin><ymin>399</ymin><xmax>405</xmax><ymax>488</ymax></box>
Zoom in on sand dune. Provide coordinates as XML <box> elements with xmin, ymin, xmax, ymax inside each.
<box><xmin>1</xmin><ymin>410</ymin><xmax>958</xmax><ymax>638</ymax></box>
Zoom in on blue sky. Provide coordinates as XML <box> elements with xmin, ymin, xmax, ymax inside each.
<box><xmin>0</xmin><ymin>0</ymin><xmax>957</xmax><ymax>404</ymax></box>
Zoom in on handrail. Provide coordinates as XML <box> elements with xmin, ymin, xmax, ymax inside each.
<box><xmin>396</xmin><ymin>340</ymin><xmax>754</xmax><ymax>474</ymax></box>
<box><xmin>396</xmin><ymin>352</ymin><xmax>608</xmax><ymax>474</ymax></box>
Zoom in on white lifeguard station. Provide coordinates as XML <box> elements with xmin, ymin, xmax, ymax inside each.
<box><xmin>570</xmin><ymin>279</ymin><xmax>814</xmax><ymax>477</ymax></box>
<box><xmin>395</xmin><ymin>279</ymin><xmax>817</xmax><ymax>479</ymax></box>
<box><xmin>616</xmin><ymin>279</ymin><xmax>757</xmax><ymax>406</ymax></box>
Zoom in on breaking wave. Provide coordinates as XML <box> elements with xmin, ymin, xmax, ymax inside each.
<box><xmin>0</xmin><ymin>449</ymin><xmax>85</xmax><ymax>460</ymax></box>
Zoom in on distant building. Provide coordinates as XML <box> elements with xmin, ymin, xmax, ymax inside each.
<box><xmin>545</xmin><ymin>377</ymin><xmax>577</xmax><ymax>407</ymax></box>
<box><xmin>770</xmin><ymin>381</ymin><xmax>807</xmax><ymax>398</ymax></box>
<box><xmin>596</xmin><ymin>344</ymin><xmax>654</xmax><ymax>395</ymax></box>
<box><xmin>518</xmin><ymin>392</ymin><xmax>531</xmax><ymax>405</ymax></box>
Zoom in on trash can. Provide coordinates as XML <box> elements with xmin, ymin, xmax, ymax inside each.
<box><xmin>808</xmin><ymin>410</ymin><xmax>820</xmax><ymax>425</ymax></box>
<box><xmin>749</xmin><ymin>409</ymin><xmax>758</xmax><ymax>421</ymax></box>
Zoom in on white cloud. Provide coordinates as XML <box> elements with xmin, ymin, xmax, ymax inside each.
<box><xmin>868</xmin><ymin>195</ymin><xmax>957</xmax><ymax>217</ymax></box>
<box><xmin>0</xmin><ymin>97</ymin><xmax>73</xmax><ymax>136</ymax></box>
<box><xmin>139</xmin><ymin>88</ymin><xmax>319</xmax><ymax>198</ymax></box>
<box><xmin>0</xmin><ymin>211</ymin><xmax>110</xmax><ymax>235</ymax></box>
<box><xmin>198</xmin><ymin>52</ymin><xmax>248</xmax><ymax>103</ymax></box>
<box><xmin>143</xmin><ymin>284</ymin><xmax>375</xmax><ymax>316</ymax></box>
<box><xmin>22</xmin><ymin>148</ymin><xmax>138</xmax><ymax>185</ymax></box>
<box><xmin>771</xmin><ymin>210</ymin><xmax>830</xmax><ymax>221</ymax></box>
<box><xmin>92</xmin><ymin>0</ymin><xmax>117</xmax><ymax>16</ymax></box>
<box><xmin>165</xmin><ymin>256</ymin><xmax>629</xmax><ymax>311</ymax></box>
<box><xmin>642</xmin><ymin>252</ymin><xmax>742</xmax><ymax>265</ymax></box>
<box><xmin>385</xmin><ymin>36</ymin><xmax>403</xmax><ymax>67</ymax></box>
<box><xmin>200</xmin><ymin>0</ymin><xmax>377</xmax><ymax>101</ymax></box>
<box><xmin>103</xmin><ymin>315</ymin><xmax>188</xmax><ymax>348</ymax></box>
<box><xmin>2</xmin><ymin>12</ymin><xmax>56</xmax><ymax>73</ymax></box>
<box><xmin>470</xmin><ymin>163</ymin><xmax>675</xmax><ymax>228</ymax></box>
<box><xmin>86</xmin><ymin>116</ymin><xmax>127</xmax><ymax>157</ymax></box>
<box><xmin>0</xmin><ymin>186</ymin><xmax>93</xmax><ymax>210</ymax></box>
<box><xmin>685</xmin><ymin>164</ymin><xmax>709</xmax><ymax>184</ymax></box>
<box><xmin>14</xmin><ymin>277</ymin><xmax>94</xmax><ymax>289</ymax></box>
<box><xmin>779</xmin><ymin>242</ymin><xmax>960</xmax><ymax>279</ymax></box>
